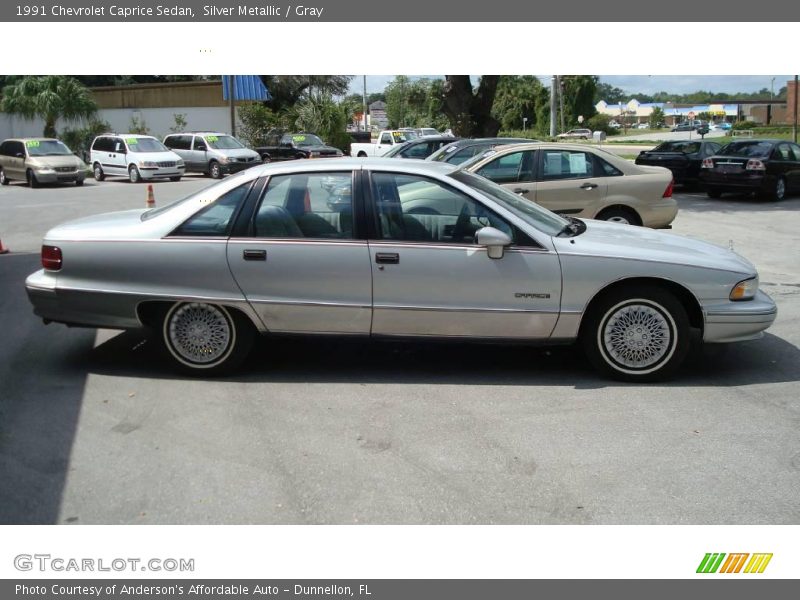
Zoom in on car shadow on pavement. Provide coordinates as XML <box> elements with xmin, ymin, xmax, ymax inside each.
<box><xmin>0</xmin><ymin>254</ymin><xmax>94</xmax><ymax>524</ymax></box>
<box><xmin>83</xmin><ymin>328</ymin><xmax>800</xmax><ymax>390</ymax></box>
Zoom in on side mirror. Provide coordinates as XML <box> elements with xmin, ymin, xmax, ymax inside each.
<box><xmin>476</xmin><ymin>226</ymin><xmax>512</xmax><ymax>259</ymax></box>
<box><xmin>16</xmin><ymin>152</ymin><xmax>24</xmax><ymax>158</ymax></box>
<box><xmin>196</xmin><ymin>144</ymin><xmax>207</xmax><ymax>151</ymax></box>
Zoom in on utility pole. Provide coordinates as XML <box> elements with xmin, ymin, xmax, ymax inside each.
<box><xmin>549</xmin><ymin>76</ymin><xmax>557</xmax><ymax>138</ymax></box>
<box><xmin>362</xmin><ymin>75</ymin><xmax>368</xmax><ymax>132</ymax></box>
<box><xmin>794</xmin><ymin>75</ymin><xmax>798</xmax><ymax>143</ymax></box>
<box><xmin>558</xmin><ymin>76</ymin><xmax>566</xmax><ymax>133</ymax></box>
<box><xmin>228</xmin><ymin>75</ymin><xmax>236</xmax><ymax>137</ymax></box>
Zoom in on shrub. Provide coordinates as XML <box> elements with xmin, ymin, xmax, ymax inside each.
<box><xmin>732</xmin><ymin>120</ymin><xmax>758</xmax><ymax>130</ymax></box>
<box><xmin>585</xmin><ymin>114</ymin><xmax>620</xmax><ymax>136</ymax></box>
<box><xmin>61</xmin><ymin>119</ymin><xmax>111</xmax><ymax>162</ymax></box>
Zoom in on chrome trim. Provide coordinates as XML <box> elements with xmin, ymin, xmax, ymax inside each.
<box><xmin>53</xmin><ymin>284</ymin><xmax>244</xmax><ymax>303</ymax></box>
<box><xmin>367</xmin><ymin>241</ymin><xmax>552</xmax><ymax>254</ymax></box>
<box><xmin>373</xmin><ymin>304</ymin><xmax>556</xmax><ymax>314</ymax></box>
<box><xmin>227</xmin><ymin>238</ymin><xmax>368</xmax><ymax>247</ymax></box>
<box><xmin>249</xmin><ymin>298</ymin><xmax>371</xmax><ymax>309</ymax></box>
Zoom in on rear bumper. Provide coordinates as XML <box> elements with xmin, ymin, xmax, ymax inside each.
<box><xmin>702</xmin><ymin>290</ymin><xmax>777</xmax><ymax>343</ymax></box>
<box><xmin>641</xmin><ymin>198</ymin><xmax>679</xmax><ymax>229</ymax></box>
<box><xmin>699</xmin><ymin>171</ymin><xmax>769</xmax><ymax>192</ymax></box>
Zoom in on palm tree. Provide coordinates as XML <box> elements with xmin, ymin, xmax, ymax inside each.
<box><xmin>1</xmin><ymin>76</ymin><xmax>97</xmax><ymax>137</ymax></box>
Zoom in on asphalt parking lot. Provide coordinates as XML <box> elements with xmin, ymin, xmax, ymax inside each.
<box><xmin>1</xmin><ymin>175</ymin><xmax>799</xmax><ymax>525</ymax></box>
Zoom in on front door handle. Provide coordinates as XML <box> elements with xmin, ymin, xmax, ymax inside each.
<box><xmin>243</xmin><ymin>249</ymin><xmax>267</xmax><ymax>261</ymax></box>
<box><xmin>375</xmin><ymin>252</ymin><xmax>399</xmax><ymax>265</ymax></box>
<box><xmin>513</xmin><ymin>188</ymin><xmax>530</xmax><ymax>195</ymax></box>
<box><xmin>580</xmin><ymin>182</ymin><xmax>598</xmax><ymax>190</ymax></box>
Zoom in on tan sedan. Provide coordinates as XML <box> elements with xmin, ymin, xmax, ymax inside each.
<box><xmin>465</xmin><ymin>143</ymin><xmax>677</xmax><ymax>228</ymax></box>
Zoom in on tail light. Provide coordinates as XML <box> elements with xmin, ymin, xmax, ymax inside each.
<box><xmin>662</xmin><ymin>179</ymin><xmax>674</xmax><ymax>198</ymax></box>
<box><xmin>746</xmin><ymin>159</ymin><xmax>766</xmax><ymax>171</ymax></box>
<box><xmin>41</xmin><ymin>245</ymin><xmax>62</xmax><ymax>271</ymax></box>
<box><xmin>702</xmin><ymin>158</ymin><xmax>714</xmax><ymax>169</ymax></box>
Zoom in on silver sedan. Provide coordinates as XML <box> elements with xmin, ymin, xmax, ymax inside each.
<box><xmin>25</xmin><ymin>158</ymin><xmax>777</xmax><ymax>382</ymax></box>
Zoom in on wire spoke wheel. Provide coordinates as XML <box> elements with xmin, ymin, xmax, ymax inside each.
<box><xmin>165</xmin><ymin>303</ymin><xmax>234</xmax><ymax>366</ymax></box>
<box><xmin>601</xmin><ymin>302</ymin><xmax>673</xmax><ymax>370</ymax></box>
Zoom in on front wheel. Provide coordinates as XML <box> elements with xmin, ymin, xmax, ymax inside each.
<box><xmin>93</xmin><ymin>163</ymin><xmax>105</xmax><ymax>181</ymax></box>
<box><xmin>0</xmin><ymin>167</ymin><xmax>8</xmax><ymax>185</ymax></box>
<box><xmin>581</xmin><ymin>285</ymin><xmax>691</xmax><ymax>382</ymax></box>
<box><xmin>26</xmin><ymin>169</ymin><xmax>40</xmax><ymax>188</ymax></box>
<box><xmin>161</xmin><ymin>302</ymin><xmax>254</xmax><ymax>376</ymax></box>
<box><xmin>128</xmin><ymin>165</ymin><xmax>141</xmax><ymax>183</ymax></box>
<box><xmin>209</xmin><ymin>161</ymin><xmax>222</xmax><ymax>179</ymax></box>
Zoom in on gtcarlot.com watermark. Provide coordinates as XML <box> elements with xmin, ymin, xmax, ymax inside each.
<box><xmin>14</xmin><ymin>554</ymin><xmax>195</xmax><ymax>573</ymax></box>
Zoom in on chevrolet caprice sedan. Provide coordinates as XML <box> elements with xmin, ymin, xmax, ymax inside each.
<box><xmin>25</xmin><ymin>158</ymin><xmax>777</xmax><ymax>382</ymax></box>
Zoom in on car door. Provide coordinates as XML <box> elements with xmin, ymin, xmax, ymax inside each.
<box><xmin>226</xmin><ymin>170</ymin><xmax>373</xmax><ymax>334</ymax></box>
<box><xmin>7</xmin><ymin>141</ymin><xmax>26</xmax><ymax>179</ymax></box>
<box><xmin>532</xmin><ymin>148</ymin><xmax>608</xmax><ymax>218</ymax></box>
<box><xmin>376</xmin><ymin>132</ymin><xmax>394</xmax><ymax>156</ymax></box>
<box><xmin>107</xmin><ymin>137</ymin><xmax>128</xmax><ymax>175</ymax></box>
<box><xmin>474</xmin><ymin>149</ymin><xmax>536</xmax><ymax>198</ymax></box>
<box><xmin>366</xmin><ymin>170</ymin><xmax>562</xmax><ymax>339</ymax></box>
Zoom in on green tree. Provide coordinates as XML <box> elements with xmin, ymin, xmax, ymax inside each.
<box><xmin>560</xmin><ymin>75</ymin><xmax>598</xmax><ymax>128</ymax></box>
<box><xmin>258</xmin><ymin>76</ymin><xmax>353</xmax><ymax>113</ymax></box>
<box><xmin>1</xmin><ymin>75</ymin><xmax>97</xmax><ymax>137</ymax></box>
<box><xmin>492</xmin><ymin>76</ymin><xmax>546</xmax><ymax>132</ymax></box>
<box><xmin>293</xmin><ymin>94</ymin><xmax>351</xmax><ymax>152</ymax></box>
<box><xmin>594</xmin><ymin>82</ymin><xmax>627</xmax><ymax>104</ymax></box>
<box><xmin>649</xmin><ymin>106</ymin><xmax>665</xmax><ymax>129</ymax></box>
<box><xmin>441</xmin><ymin>75</ymin><xmax>501</xmax><ymax>137</ymax></box>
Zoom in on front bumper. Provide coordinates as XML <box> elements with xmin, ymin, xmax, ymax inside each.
<box><xmin>702</xmin><ymin>289</ymin><xmax>777</xmax><ymax>343</ymax></box>
<box><xmin>34</xmin><ymin>170</ymin><xmax>86</xmax><ymax>184</ymax></box>
<box><xmin>139</xmin><ymin>166</ymin><xmax>186</xmax><ymax>180</ymax></box>
<box><xmin>222</xmin><ymin>160</ymin><xmax>259</xmax><ymax>174</ymax></box>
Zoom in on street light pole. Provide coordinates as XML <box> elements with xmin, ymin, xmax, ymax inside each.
<box><xmin>794</xmin><ymin>75</ymin><xmax>798</xmax><ymax>143</ymax></box>
<box><xmin>362</xmin><ymin>75</ymin><xmax>368</xmax><ymax>132</ymax></box>
<box><xmin>549</xmin><ymin>76</ymin><xmax>557</xmax><ymax>138</ymax></box>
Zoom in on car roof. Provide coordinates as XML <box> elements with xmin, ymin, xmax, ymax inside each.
<box><xmin>3</xmin><ymin>137</ymin><xmax>60</xmax><ymax>143</ymax></box>
<box><xmin>244</xmin><ymin>156</ymin><xmax>460</xmax><ymax>177</ymax></box>
<box><xmin>97</xmin><ymin>133</ymin><xmax>157</xmax><ymax>139</ymax></box>
<box><xmin>407</xmin><ymin>136</ymin><xmax>461</xmax><ymax>144</ymax></box>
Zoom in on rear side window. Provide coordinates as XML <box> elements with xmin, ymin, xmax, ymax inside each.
<box><xmin>165</xmin><ymin>135</ymin><xmax>191</xmax><ymax>150</ymax></box>
<box><xmin>171</xmin><ymin>183</ymin><xmax>251</xmax><ymax>237</ymax></box>
<box><xmin>0</xmin><ymin>141</ymin><xmax>10</xmax><ymax>156</ymax></box>
<box><xmin>92</xmin><ymin>137</ymin><xmax>108</xmax><ymax>152</ymax></box>
<box><xmin>594</xmin><ymin>155</ymin><xmax>623</xmax><ymax>177</ymax></box>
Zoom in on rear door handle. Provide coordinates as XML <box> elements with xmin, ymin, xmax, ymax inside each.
<box><xmin>513</xmin><ymin>188</ymin><xmax>530</xmax><ymax>195</ymax></box>
<box><xmin>375</xmin><ymin>252</ymin><xmax>399</xmax><ymax>265</ymax></box>
<box><xmin>580</xmin><ymin>182</ymin><xmax>598</xmax><ymax>190</ymax></box>
<box><xmin>243</xmin><ymin>249</ymin><xmax>267</xmax><ymax>261</ymax></box>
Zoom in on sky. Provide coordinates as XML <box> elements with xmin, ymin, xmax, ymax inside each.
<box><xmin>349</xmin><ymin>75</ymin><xmax>795</xmax><ymax>97</ymax></box>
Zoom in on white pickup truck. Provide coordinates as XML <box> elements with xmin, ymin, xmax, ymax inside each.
<box><xmin>350</xmin><ymin>130</ymin><xmax>413</xmax><ymax>157</ymax></box>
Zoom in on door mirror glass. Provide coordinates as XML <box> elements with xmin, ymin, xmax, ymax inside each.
<box><xmin>476</xmin><ymin>226</ymin><xmax>512</xmax><ymax>259</ymax></box>
<box><xmin>16</xmin><ymin>152</ymin><xmax>24</xmax><ymax>158</ymax></box>
<box><xmin>195</xmin><ymin>141</ymin><xmax>207</xmax><ymax>151</ymax></box>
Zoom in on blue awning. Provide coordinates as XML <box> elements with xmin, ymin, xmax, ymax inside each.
<box><xmin>222</xmin><ymin>76</ymin><xmax>271</xmax><ymax>101</ymax></box>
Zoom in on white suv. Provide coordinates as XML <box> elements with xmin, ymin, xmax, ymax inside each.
<box><xmin>90</xmin><ymin>134</ymin><xmax>185</xmax><ymax>183</ymax></box>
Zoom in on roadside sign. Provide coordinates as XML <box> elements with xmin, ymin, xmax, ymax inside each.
<box><xmin>688</xmin><ymin>111</ymin><xmax>696</xmax><ymax>120</ymax></box>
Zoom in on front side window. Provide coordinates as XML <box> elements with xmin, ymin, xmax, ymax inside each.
<box><xmin>253</xmin><ymin>172</ymin><xmax>354</xmax><ymax>239</ymax></box>
<box><xmin>540</xmin><ymin>150</ymin><xmax>594</xmax><ymax>181</ymax></box>
<box><xmin>171</xmin><ymin>183</ymin><xmax>251</xmax><ymax>236</ymax></box>
<box><xmin>371</xmin><ymin>172</ymin><xmax>514</xmax><ymax>244</ymax></box>
<box><xmin>476</xmin><ymin>151</ymin><xmax>533</xmax><ymax>184</ymax></box>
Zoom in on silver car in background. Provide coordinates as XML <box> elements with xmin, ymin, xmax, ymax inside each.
<box><xmin>25</xmin><ymin>158</ymin><xmax>777</xmax><ymax>382</ymax></box>
<box><xmin>163</xmin><ymin>132</ymin><xmax>261</xmax><ymax>179</ymax></box>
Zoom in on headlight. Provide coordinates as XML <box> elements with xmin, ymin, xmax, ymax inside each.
<box><xmin>218</xmin><ymin>156</ymin><xmax>229</xmax><ymax>164</ymax></box>
<box><xmin>139</xmin><ymin>161</ymin><xmax>157</xmax><ymax>168</ymax></box>
<box><xmin>36</xmin><ymin>166</ymin><xmax>55</xmax><ymax>173</ymax></box>
<box><xmin>730</xmin><ymin>277</ymin><xmax>758</xmax><ymax>301</ymax></box>
<box><xmin>177</xmin><ymin>161</ymin><xmax>185</xmax><ymax>167</ymax></box>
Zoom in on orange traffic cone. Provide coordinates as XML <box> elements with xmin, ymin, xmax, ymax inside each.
<box><xmin>0</xmin><ymin>238</ymin><xmax>8</xmax><ymax>254</ymax></box>
<box><xmin>146</xmin><ymin>184</ymin><xmax>155</xmax><ymax>208</ymax></box>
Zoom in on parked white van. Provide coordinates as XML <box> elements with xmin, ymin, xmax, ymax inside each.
<box><xmin>163</xmin><ymin>132</ymin><xmax>261</xmax><ymax>179</ymax></box>
<box><xmin>90</xmin><ymin>134</ymin><xmax>185</xmax><ymax>183</ymax></box>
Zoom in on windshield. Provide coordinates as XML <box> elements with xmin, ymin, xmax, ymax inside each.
<box><xmin>718</xmin><ymin>141</ymin><xmax>773</xmax><ymax>158</ymax></box>
<box><xmin>396</xmin><ymin>131</ymin><xmax>416</xmax><ymax>141</ymax></box>
<box><xmin>205</xmin><ymin>134</ymin><xmax>245</xmax><ymax>150</ymax></box>
<box><xmin>288</xmin><ymin>134</ymin><xmax>324</xmax><ymax>147</ymax></box>
<box><xmin>654</xmin><ymin>141</ymin><xmax>701</xmax><ymax>154</ymax></box>
<box><xmin>126</xmin><ymin>137</ymin><xmax>168</xmax><ymax>153</ymax></box>
<box><xmin>26</xmin><ymin>140</ymin><xmax>73</xmax><ymax>156</ymax></box>
<box><xmin>451</xmin><ymin>171</ymin><xmax>569</xmax><ymax>237</ymax></box>
<box><xmin>383</xmin><ymin>142</ymin><xmax>410</xmax><ymax>157</ymax></box>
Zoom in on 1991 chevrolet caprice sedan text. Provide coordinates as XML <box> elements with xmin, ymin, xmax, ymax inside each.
<box><xmin>25</xmin><ymin>158</ymin><xmax>777</xmax><ymax>381</ymax></box>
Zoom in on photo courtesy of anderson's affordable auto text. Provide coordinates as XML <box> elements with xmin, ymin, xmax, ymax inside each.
<box><xmin>0</xmin><ymin>0</ymin><xmax>799</xmax><ymax>595</ymax></box>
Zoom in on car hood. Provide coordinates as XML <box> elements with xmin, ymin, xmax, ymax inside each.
<box><xmin>215</xmin><ymin>148</ymin><xmax>260</xmax><ymax>159</ymax></box>
<box><xmin>45</xmin><ymin>209</ymin><xmax>149</xmax><ymax>241</ymax></box>
<box><xmin>28</xmin><ymin>155</ymin><xmax>86</xmax><ymax>169</ymax></box>
<box><xmin>555</xmin><ymin>219</ymin><xmax>756</xmax><ymax>276</ymax></box>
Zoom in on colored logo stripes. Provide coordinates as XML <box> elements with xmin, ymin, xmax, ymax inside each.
<box><xmin>697</xmin><ymin>553</ymin><xmax>773</xmax><ymax>573</ymax></box>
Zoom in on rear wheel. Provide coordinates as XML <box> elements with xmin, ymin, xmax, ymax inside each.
<box><xmin>161</xmin><ymin>302</ymin><xmax>254</xmax><ymax>376</ymax></box>
<box><xmin>261</xmin><ymin>155</ymin><xmax>271</xmax><ymax>164</ymax></box>
<box><xmin>0</xmin><ymin>167</ymin><xmax>8</xmax><ymax>185</ymax></box>
<box><xmin>596</xmin><ymin>206</ymin><xmax>640</xmax><ymax>226</ymax></box>
<box><xmin>93</xmin><ymin>163</ymin><xmax>105</xmax><ymax>181</ymax></box>
<box><xmin>763</xmin><ymin>176</ymin><xmax>786</xmax><ymax>201</ymax></box>
<box><xmin>128</xmin><ymin>165</ymin><xmax>141</xmax><ymax>183</ymax></box>
<box><xmin>170</xmin><ymin>176</ymin><xmax>181</xmax><ymax>182</ymax></box>
<box><xmin>26</xmin><ymin>169</ymin><xmax>39</xmax><ymax>188</ymax></box>
<box><xmin>581</xmin><ymin>285</ymin><xmax>691</xmax><ymax>382</ymax></box>
<box><xmin>706</xmin><ymin>187</ymin><xmax>722</xmax><ymax>199</ymax></box>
